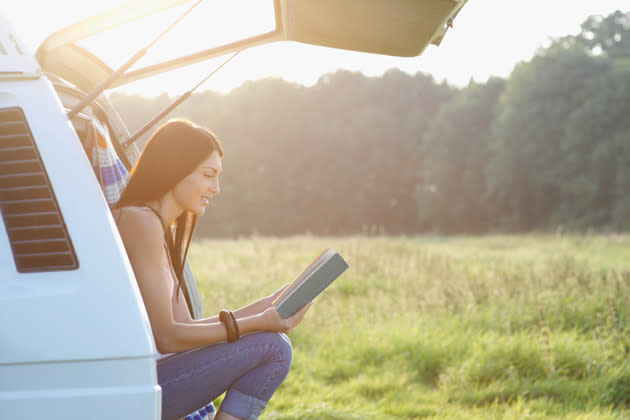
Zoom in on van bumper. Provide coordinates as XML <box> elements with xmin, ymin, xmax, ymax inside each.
<box><xmin>0</xmin><ymin>357</ymin><xmax>160</xmax><ymax>419</ymax></box>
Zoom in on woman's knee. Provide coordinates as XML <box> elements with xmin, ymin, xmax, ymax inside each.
<box><xmin>267</xmin><ymin>332</ymin><xmax>293</xmax><ymax>387</ymax></box>
<box><xmin>267</xmin><ymin>332</ymin><xmax>293</xmax><ymax>366</ymax></box>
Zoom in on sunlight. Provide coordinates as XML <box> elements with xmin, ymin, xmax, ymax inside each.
<box><xmin>78</xmin><ymin>0</ymin><xmax>275</xmax><ymax>67</ymax></box>
<box><xmin>75</xmin><ymin>0</ymin><xmax>275</xmax><ymax>93</ymax></box>
<box><xmin>4</xmin><ymin>0</ymin><xmax>629</xmax><ymax>97</ymax></box>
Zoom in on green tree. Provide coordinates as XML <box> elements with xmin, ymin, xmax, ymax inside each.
<box><xmin>558</xmin><ymin>60</ymin><xmax>630</xmax><ymax>229</ymax></box>
<box><xmin>417</xmin><ymin>78</ymin><xmax>505</xmax><ymax>233</ymax></box>
<box><xmin>110</xmin><ymin>10</ymin><xmax>629</xmax><ymax>236</ymax></box>
<box><xmin>487</xmin><ymin>46</ymin><xmax>607</xmax><ymax>231</ymax></box>
<box><xmin>576</xmin><ymin>10</ymin><xmax>630</xmax><ymax>59</ymax></box>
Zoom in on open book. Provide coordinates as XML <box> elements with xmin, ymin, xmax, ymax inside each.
<box><xmin>273</xmin><ymin>247</ymin><xmax>349</xmax><ymax>318</ymax></box>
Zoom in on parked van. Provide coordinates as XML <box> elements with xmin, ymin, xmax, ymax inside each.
<box><xmin>0</xmin><ymin>1</ymin><xmax>467</xmax><ymax>418</ymax></box>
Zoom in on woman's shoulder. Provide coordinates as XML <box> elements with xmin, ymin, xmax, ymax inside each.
<box><xmin>113</xmin><ymin>205</ymin><xmax>163</xmax><ymax>238</ymax></box>
<box><xmin>113</xmin><ymin>206</ymin><xmax>167</xmax><ymax>271</ymax></box>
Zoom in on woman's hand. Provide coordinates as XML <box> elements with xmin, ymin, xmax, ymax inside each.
<box><xmin>264</xmin><ymin>284</ymin><xmax>290</xmax><ymax>306</ymax></box>
<box><xmin>258</xmin><ymin>302</ymin><xmax>312</xmax><ymax>333</ymax></box>
<box><xmin>270</xmin><ymin>284</ymin><xmax>290</xmax><ymax>299</ymax></box>
<box><xmin>253</xmin><ymin>283</ymin><xmax>291</xmax><ymax>311</ymax></box>
<box><xmin>234</xmin><ymin>283</ymin><xmax>291</xmax><ymax>319</ymax></box>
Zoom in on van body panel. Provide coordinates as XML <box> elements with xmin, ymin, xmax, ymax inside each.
<box><xmin>0</xmin><ymin>23</ymin><xmax>159</xmax><ymax>419</ymax></box>
<box><xmin>0</xmin><ymin>16</ymin><xmax>40</xmax><ymax>77</ymax></box>
<box><xmin>0</xmin><ymin>75</ymin><xmax>156</xmax><ymax>365</ymax></box>
<box><xmin>0</xmin><ymin>359</ymin><xmax>160</xmax><ymax>418</ymax></box>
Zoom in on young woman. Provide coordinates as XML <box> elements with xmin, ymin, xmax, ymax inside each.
<box><xmin>113</xmin><ymin>119</ymin><xmax>310</xmax><ymax>420</ymax></box>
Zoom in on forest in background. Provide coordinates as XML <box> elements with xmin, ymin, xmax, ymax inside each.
<box><xmin>110</xmin><ymin>11</ymin><xmax>630</xmax><ymax>238</ymax></box>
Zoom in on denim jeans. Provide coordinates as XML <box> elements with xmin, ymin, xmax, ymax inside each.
<box><xmin>157</xmin><ymin>332</ymin><xmax>293</xmax><ymax>420</ymax></box>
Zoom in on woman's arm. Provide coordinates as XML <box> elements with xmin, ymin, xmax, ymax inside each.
<box><xmin>116</xmin><ymin>207</ymin><xmax>308</xmax><ymax>353</ymax></box>
<box><xmin>186</xmin><ymin>284</ymin><xmax>289</xmax><ymax>324</ymax></box>
<box><xmin>117</xmin><ymin>207</ymin><xmax>227</xmax><ymax>352</ymax></box>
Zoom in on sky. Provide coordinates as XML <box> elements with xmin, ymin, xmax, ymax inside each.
<box><xmin>2</xmin><ymin>0</ymin><xmax>628</xmax><ymax>96</ymax></box>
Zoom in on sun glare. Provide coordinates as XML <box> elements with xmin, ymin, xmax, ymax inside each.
<box><xmin>81</xmin><ymin>0</ymin><xmax>275</xmax><ymax>66</ymax></box>
<box><xmin>75</xmin><ymin>0</ymin><xmax>275</xmax><ymax>95</ymax></box>
<box><xmin>4</xmin><ymin>0</ymin><xmax>629</xmax><ymax>97</ymax></box>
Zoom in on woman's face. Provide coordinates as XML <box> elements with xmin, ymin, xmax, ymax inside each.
<box><xmin>172</xmin><ymin>150</ymin><xmax>222</xmax><ymax>216</ymax></box>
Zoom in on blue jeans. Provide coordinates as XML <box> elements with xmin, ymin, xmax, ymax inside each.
<box><xmin>157</xmin><ymin>332</ymin><xmax>293</xmax><ymax>420</ymax></box>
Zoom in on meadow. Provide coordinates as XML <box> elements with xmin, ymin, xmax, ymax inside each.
<box><xmin>188</xmin><ymin>234</ymin><xmax>630</xmax><ymax>419</ymax></box>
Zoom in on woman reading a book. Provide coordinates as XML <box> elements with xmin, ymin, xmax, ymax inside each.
<box><xmin>113</xmin><ymin>119</ymin><xmax>311</xmax><ymax>420</ymax></box>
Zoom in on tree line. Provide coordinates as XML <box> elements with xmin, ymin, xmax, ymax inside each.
<box><xmin>111</xmin><ymin>11</ymin><xmax>630</xmax><ymax>237</ymax></box>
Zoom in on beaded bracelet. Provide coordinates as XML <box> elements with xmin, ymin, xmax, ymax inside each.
<box><xmin>219</xmin><ymin>309</ymin><xmax>240</xmax><ymax>342</ymax></box>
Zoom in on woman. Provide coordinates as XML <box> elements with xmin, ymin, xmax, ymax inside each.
<box><xmin>113</xmin><ymin>119</ymin><xmax>310</xmax><ymax>420</ymax></box>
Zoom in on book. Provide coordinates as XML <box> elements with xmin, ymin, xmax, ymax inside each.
<box><xmin>273</xmin><ymin>247</ymin><xmax>349</xmax><ymax>318</ymax></box>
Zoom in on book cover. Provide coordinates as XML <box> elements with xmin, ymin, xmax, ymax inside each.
<box><xmin>273</xmin><ymin>247</ymin><xmax>349</xmax><ymax>318</ymax></box>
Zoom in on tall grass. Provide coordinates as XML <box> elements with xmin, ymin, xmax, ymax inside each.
<box><xmin>188</xmin><ymin>234</ymin><xmax>630</xmax><ymax>419</ymax></box>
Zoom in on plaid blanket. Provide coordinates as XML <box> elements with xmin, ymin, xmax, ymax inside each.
<box><xmin>85</xmin><ymin>119</ymin><xmax>129</xmax><ymax>206</ymax></box>
<box><xmin>185</xmin><ymin>402</ymin><xmax>216</xmax><ymax>420</ymax></box>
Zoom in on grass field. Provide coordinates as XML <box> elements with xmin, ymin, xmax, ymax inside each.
<box><xmin>188</xmin><ymin>234</ymin><xmax>630</xmax><ymax>419</ymax></box>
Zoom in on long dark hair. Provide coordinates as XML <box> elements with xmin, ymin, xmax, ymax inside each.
<box><xmin>116</xmin><ymin>119</ymin><xmax>224</xmax><ymax>314</ymax></box>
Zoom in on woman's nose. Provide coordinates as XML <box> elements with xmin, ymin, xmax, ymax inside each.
<box><xmin>211</xmin><ymin>180</ymin><xmax>220</xmax><ymax>195</ymax></box>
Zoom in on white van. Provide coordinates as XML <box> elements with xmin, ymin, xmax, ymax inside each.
<box><xmin>0</xmin><ymin>1</ymin><xmax>467</xmax><ymax>418</ymax></box>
